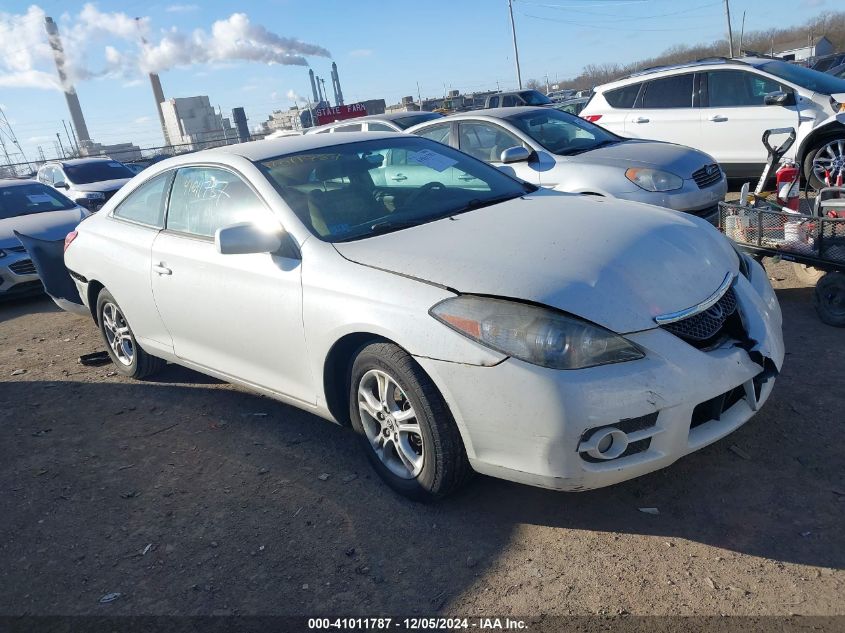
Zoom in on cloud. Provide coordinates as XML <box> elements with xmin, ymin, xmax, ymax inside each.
<box><xmin>349</xmin><ymin>49</ymin><xmax>373</xmax><ymax>58</ymax></box>
<box><xmin>133</xmin><ymin>116</ymin><xmax>152</xmax><ymax>124</ymax></box>
<box><xmin>165</xmin><ymin>4</ymin><xmax>199</xmax><ymax>12</ymax></box>
<box><xmin>0</xmin><ymin>6</ymin><xmax>330</xmax><ymax>92</ymax></box>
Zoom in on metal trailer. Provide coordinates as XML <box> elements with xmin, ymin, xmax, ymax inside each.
<box><xmin>719</xmin><ymin>188</ymin><xmax>845</xmax><ymax>327</ymax></box>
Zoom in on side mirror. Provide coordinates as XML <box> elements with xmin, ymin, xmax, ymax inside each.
<box><xmin>54</xmin><ymin>181</ymin><xmax>68</xmax><ymax>189</ymax></box>
<box><xmin>215</xmin><ymin>221</ymin><xmax>284</xmax><ymax>255</ymax></box>
<box><xmin>500</xmin><ymin>146</ymin><xmax>532</xmax><ymax>164</ymax></box>
<box><xmin>763</xmin><ymin>91</ymin><xmax>792</xmax><ymax>106</ymax></box>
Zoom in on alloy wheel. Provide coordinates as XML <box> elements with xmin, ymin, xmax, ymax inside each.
<box><xmin>812</xmin><ymin>138</ymin><xmax>845</xmax><ymax>184</ymax></box>
<box><xmin>101</xmin><ymin>302</ymin><xmax>134</xmax><ymax>366</ymax></box>
<box><xmin>357</xmin><ymin>369</ymin><xmax>424</xmax><ymax>479</ymax></box>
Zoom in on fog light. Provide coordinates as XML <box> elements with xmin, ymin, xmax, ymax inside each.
<box><xmin>582</xmin><ymin>427</ymin><xmax>629</xmax><ymax>460</ymax></box>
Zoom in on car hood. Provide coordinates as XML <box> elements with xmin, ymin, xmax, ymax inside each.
<box><xmin>333</xmin><ymin>192</ymin><xmax>737</xmax><ymax>334</ymax></box>
<box><xmin>575</xmin><ymin>139</ymin><xmax>716</xmax><ymax>178</ymax></box>
<box><xmin>69</xmin><ymin>178</ymin><xmax>131</xmax><ymax>193</ymax></box>
<box><xmin>0</xmin><ymin>207</ymin><xmax>87</xmax><ymax>248</ymax></box>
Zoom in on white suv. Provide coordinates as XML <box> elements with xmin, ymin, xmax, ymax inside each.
<box><xmin>581</xmin><ymin>57</ymin><xmax>845</xmax><ymax>187</ymax></box>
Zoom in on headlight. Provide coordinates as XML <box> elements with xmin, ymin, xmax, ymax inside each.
<box><xmin>430</xmin><ymin>296</ymin><xmax>644</xmax><ymax>370</ymax></box>
<box><xmin>625</xmin><ymin>167</ymin><xmax>683</xmax><ymax>192</ymax></box>
<box><xmin>77</xmin><ymin>192</ymin><xmax>105</xmax><ymax>200</ymax></box>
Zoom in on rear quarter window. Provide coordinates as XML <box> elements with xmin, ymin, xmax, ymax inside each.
<box><xmin>604</xmin><ymin>83</ymin><xmax>641</xmax><ymax>108</ymax></box>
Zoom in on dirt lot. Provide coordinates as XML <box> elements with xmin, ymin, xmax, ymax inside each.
<box><xmin>0</xmin><ymin>260</ymin><xmax>843</xmax><ymax>619</ymax></box>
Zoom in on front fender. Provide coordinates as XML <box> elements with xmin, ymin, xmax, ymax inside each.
<box><xmin>797</xmin><ymin>114</ymin><xmax>845</xmax><ymax>161</ymax></box>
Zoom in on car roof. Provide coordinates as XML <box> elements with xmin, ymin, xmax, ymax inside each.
<box><xmin>175</xmin><ymin>131</ymin><xmax>407</xmax><ymax>163</ymax></box>
<box><xmin>44</xmin><ymin>157</ymin><xmax>121</xmax><ymax>167</ymax></box>
<box><xmin>596</xmin><ymin>56</ymin><xmax>773</xmax><ymax>90</ymax></box>
<box><xmin>306</xmin><ymin>110</ymin><xmax>440</xmax><ymax>132</ymax></box>
<box><xmin>418</xmin><ymin>106</ymin><xmax>547</xmax><ymax>121</ymax></box>
<box><xmin>0</xmin><ymin>178</ymin><xmax>39</xmax><ymax>188</ymax></box>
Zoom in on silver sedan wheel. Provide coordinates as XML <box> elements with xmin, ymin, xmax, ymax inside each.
<box><xmin>101</xmin><ymin>302</ymin><xmax>134</xmax><ymax>366</ymax></box>
<box><xmin>357</xmin><ymin>369</ymin><xmax>424</xmax><ymax>480</ymax></box>
<box><xmin>812</xmin><ymin>139</ymin><xmax>845</xmax><ymax>183</ymax></box>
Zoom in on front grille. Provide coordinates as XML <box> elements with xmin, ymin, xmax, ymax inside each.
<box><xmin>9</xmin><ymin>259</ymin><xmax>36</xmax><ymax>275</ymax></box>
<box><xmin>692</xmin><ymin>164</ymin><xmax>723</xmax><ymax>189</ymax></box>
<box><xmin>661</xmin><ymin>287</ymin><xmax>737</xmax><ymax>344</ymax></box>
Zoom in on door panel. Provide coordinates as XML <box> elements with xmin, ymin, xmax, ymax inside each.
<box><xmin>150</xmin><ymin>166</ymin><xmax>314</xmax><ymax>403</ymax></box>
<box><xmin>623</xmin><ymin>72</ymin><xmax>702</xmax><ymax>150</ymax></box>
<box><xmin>457</xmin><ymin>121</ymin><xmax>542</xmax><ymax>186</ymax></box>
<box><xmin>700</xmin><ymin>70</ymin><xmax>799</xmax><ymax>166</ymax></box>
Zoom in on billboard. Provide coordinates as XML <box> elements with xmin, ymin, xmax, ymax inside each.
<box><xmin>314</xmin><ymin>102</ymin><xmax>367</xmax><ymax>126</ymax></box>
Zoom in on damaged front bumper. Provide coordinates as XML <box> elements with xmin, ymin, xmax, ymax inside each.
<box><xmin>415</xmin><ymin>259</ymin><xmax>784</xmax><ymax>492</ymax></box>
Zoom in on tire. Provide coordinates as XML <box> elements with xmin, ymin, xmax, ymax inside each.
<box><xmin>792</xmin><ymin>262</ymin><xmax>825</xmax><ymax>286</ymax></box>
<box><xmin>803</xmin><ymin>136</ymin><xmax>845</xmax><ymax>190</ymax></box>
<box><xmin>96</xmin><ymin>289</ymin><xmax>166</xmax><ymax>379</ymax></box>
<box><xmin>348</xmin><ymin>342</ymin><xmax>471</xmax><ymax>501</ymax></box>
<box><xmin>814</xmin><ymin>272</ymin><xmax>845</xmax><ymax>327</ymax></box>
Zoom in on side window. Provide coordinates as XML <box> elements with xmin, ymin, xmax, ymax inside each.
<box><xmin>641</xmin><ymin>73</ymin><xmax>695</xmax><ymax>109</ymax></box>
<box><xmin>167</xmin><ymin>167</ymin><xmax>270</xmax><ymax>238</ymax></box>
<box><xmin>367</xmin><ymin>122</ymin><xmax>393</xmax><ymax>132</ymax></box>
<box><xmin>334</xmin><ymin>124</ymin><xmax>362</xmax><ymax>132</ymax></box>
<box><xmin>488</xmin><ymin>96</ymin><xmax>499</xmax><ymax>108</ymax></box>
<box><xmin>706</xmin><ymin>71</ymin><xmax>788</xmax><ymax>107</ymax></box>
<box><xmin>113</xmin><ymin>171</ymin><xmax>172</xmax><ymax>227</ymax></box>
<box><xmin>458</xmin><ymin>122</ymin><xmax>523</xmax><ymax>162</ymax></box>
<box><xmin>38</xmin><ymin>168</ymin><xmax>52</xmax><ymax>184</ymax></box>
<box><xmin>502</xmin><ymin>95</ymin><xmax>518</xmax><ymax>107</ymax></box>
<box><xmin>54</xmin><ymin>168</ymin><xmax>67</xmax><ymax>185</ymax></box>
<box><xmin>604</xmin><ymin>83</ymin><xmax>640</xmax><ymax>109</ymax></box>
<box><xmin>415</xmin><ymin>123</ymin><xmax>452</xmax><ymax>145</ymax></box>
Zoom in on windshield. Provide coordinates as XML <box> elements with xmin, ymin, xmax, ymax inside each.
<box><xmin>0</xmin><ymin>182</ymin><xmax>76</xmax><ymax>220</ymax></box>
<box><xmin>64</xmin><ymin>160</ymin><xmax>134</xmax><ymax>184</ymax></box>
<box><xmin>392</xmin><ymin>112</ymin><xmax>443</xmax><ymax>130</ymax></box>
<box><xmin>520</xmin><ymin>90</ymin><xmax>552</xmax><ymax>106</ymax></box>
<box><xmin>258</xmin><ymin>136</ymin><xmax>534</xmax><ymax>242</ymax></box>
<box><xmin>754</xmin><ymin>60</ymin><xmax>845</xmax><ymax>95</ymax></box>
<box><xmin>507</xmin><ymin>109</ymin><xmax>621</xmax><ymax>156</ymax></box>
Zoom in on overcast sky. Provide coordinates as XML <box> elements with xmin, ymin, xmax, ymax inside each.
<box><xmin>0</xmin><ymin>0</ymin><xmax>831</xmax><ymax>161</ymax></box>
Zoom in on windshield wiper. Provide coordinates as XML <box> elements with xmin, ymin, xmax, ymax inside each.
<box><xmin>450</xmin><ymin>193</ymin><xmax>523</xmax><ymax>214</ymax></box>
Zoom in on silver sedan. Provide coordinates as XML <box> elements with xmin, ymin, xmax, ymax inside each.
<box><xmin>407</xmin><ymin>107</ymin><xmax>727</xmax><ymax>224</ymax></box>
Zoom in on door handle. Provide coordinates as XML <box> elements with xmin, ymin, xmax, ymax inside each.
<box><xmin>709</xmin><ymin>115</ymin><xmax>728</xmax><ymax>122</ymax></box>
<box><xmin>391</xmin><ymin>174</ymin><xmax>407</xmax><ymax>182</ymax></box>
<box><xmin>152</xmin><ymin>263</ymin><xmax>172</xmax><ymax>276</ymax></box>
<box><xmin>634</xmin><ymin>116</ymin><xmax>650</xmax><ymax>123</ymax></box>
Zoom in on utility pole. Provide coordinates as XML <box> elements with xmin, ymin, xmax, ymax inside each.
<box><xmin>724</xmin><ymin>0</ymin><xmax>734</xmax><ymax>58</ymax></box>
<box><xmin>508</xmin><ymin>0</ymin><xmax>523</xmax><ymax>89</ymax></box>
<box><xmin>56</xmin><ymin>132</ymin><xmax>65</xmax><ymax>158</ymax></box>
<box><xmin>416</xmin><ymin>82</ymin><xmax>422</xmax><ymax>109</ymax></box>
<box><xmin>739</xmin><ymin>11</ymin><xmax>746</xmax><ymax>55</ymax></box>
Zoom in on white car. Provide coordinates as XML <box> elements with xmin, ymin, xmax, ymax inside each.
<box><xmin>305</xmin><ymin>111</ymin><xmax>443</xmax><ymax>134</ymax></box>
<box><xmin>581</xmin><ymin>57</ymin><xmax>845</xmax><ymax>187</ymax></box>
<box><xmin>407</xmin><ymin>107</ymin><xmax>727</xmax><ymax>223</ymax></box>
<box><xmin>62</xmin><ymin>133</ymin><xmax>784</xmax><ymax>500</ymax></box>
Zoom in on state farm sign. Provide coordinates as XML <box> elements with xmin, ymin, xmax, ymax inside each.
<box><xmin>314</xmin><ymin>102</ymin><xmax>367</xmax><ymax>126</ymax></box>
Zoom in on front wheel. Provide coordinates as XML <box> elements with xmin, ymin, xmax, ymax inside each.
<box><xmin>97</xmin><ymin>289</ymin><xmax>166</xmax><ymax>379</ymax></box>
<box><xmin>814</xmin><ymin>272</ymin><xmax>845</xmax><ymax>327</ymax></box>
<box><xmin>348</xmin><ymin>342</ymin><xmax>470</xmax><ymax>501</ymax></box>
<box><xmin>803</xmin><ymin>136</ymin><xmax>845</xmax><ymax>190</ymax></box>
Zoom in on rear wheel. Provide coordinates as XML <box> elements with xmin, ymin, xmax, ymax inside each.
<box><xmin>348</xmin><ymin>342</ymin><xmax>470</xmax><ymax>501</ymax></box>
<box><xmin>97</xmin><ymin>289</ymin><xmax>166</xmax><ymax>379</ymax></box>
<box><xmin>814</xmin><ymin>272</ymin><xmax>845</xmax><ymax>327</ymax></box>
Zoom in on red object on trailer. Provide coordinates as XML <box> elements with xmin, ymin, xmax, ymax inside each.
<box><xmin>775</xmin><ymin>161</ymin><xmax>800</xmax><ymax>211</ymax></box>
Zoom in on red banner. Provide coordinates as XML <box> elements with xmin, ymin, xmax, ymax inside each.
<box><xmin>314</xmin><ymin>102</ymin><xmax>368</xmax><ymax>126</ymax></box>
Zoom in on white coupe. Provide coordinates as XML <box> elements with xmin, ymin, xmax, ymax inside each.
<box><xmin>62</xmin><ymin>133</ymin><xmax>784</xmax><ymax>500</ymax></box>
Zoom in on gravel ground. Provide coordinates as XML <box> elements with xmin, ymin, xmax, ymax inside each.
<box><xmin>0</xmin><ymin>259</ymin><xmax>843</xmax><ymax>618</ymax></box>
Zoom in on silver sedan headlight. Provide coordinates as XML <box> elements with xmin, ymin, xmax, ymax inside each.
<box><xmin>625</xmin><ymin>167</ymin><xmax>683</xmax><ymax>192</ymax></box>
<box><xmin>430</xmin><ymin>296</ymin><xmax>644</xmax><ymax>370</ymax></box>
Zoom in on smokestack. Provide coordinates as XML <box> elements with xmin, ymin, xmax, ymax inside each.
<box><xmin>331</xmin><ymin>62</ymin><xmax>344</xmax><ymax>106</ymax></box>
<box><xmin>44</xmin><ymin>16</ymin><xmax>90</xmax><ymax>144</ymax></box>
<box><xmin>308</xmin><ymin>69</ymin><xmax>319</xmax><ymax>103</ymax></box>
<box><xmin>149</xmin><ymin>73</ymin><xmax>170</xmax><ymax>145</ymax></box>
<box><xmin>232</xmin><ymin>107</ymin><xmax>249</xmax><ymax>143</ymax></box>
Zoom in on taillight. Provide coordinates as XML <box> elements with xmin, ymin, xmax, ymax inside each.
<box><xmin>583</xmin><ymin>114</ymin><xmax>602</xmax><ymax>122</ymax></box>
<box><xmin>64</xmin><ymin>231</ymin><xmax>78</xmax><ymax>253</ymax></box>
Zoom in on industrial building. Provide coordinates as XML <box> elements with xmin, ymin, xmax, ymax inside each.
<box><xmin>160</xmin><ymin>96</ymin><xmax>235</xmax><ymax>150</ymax></box>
